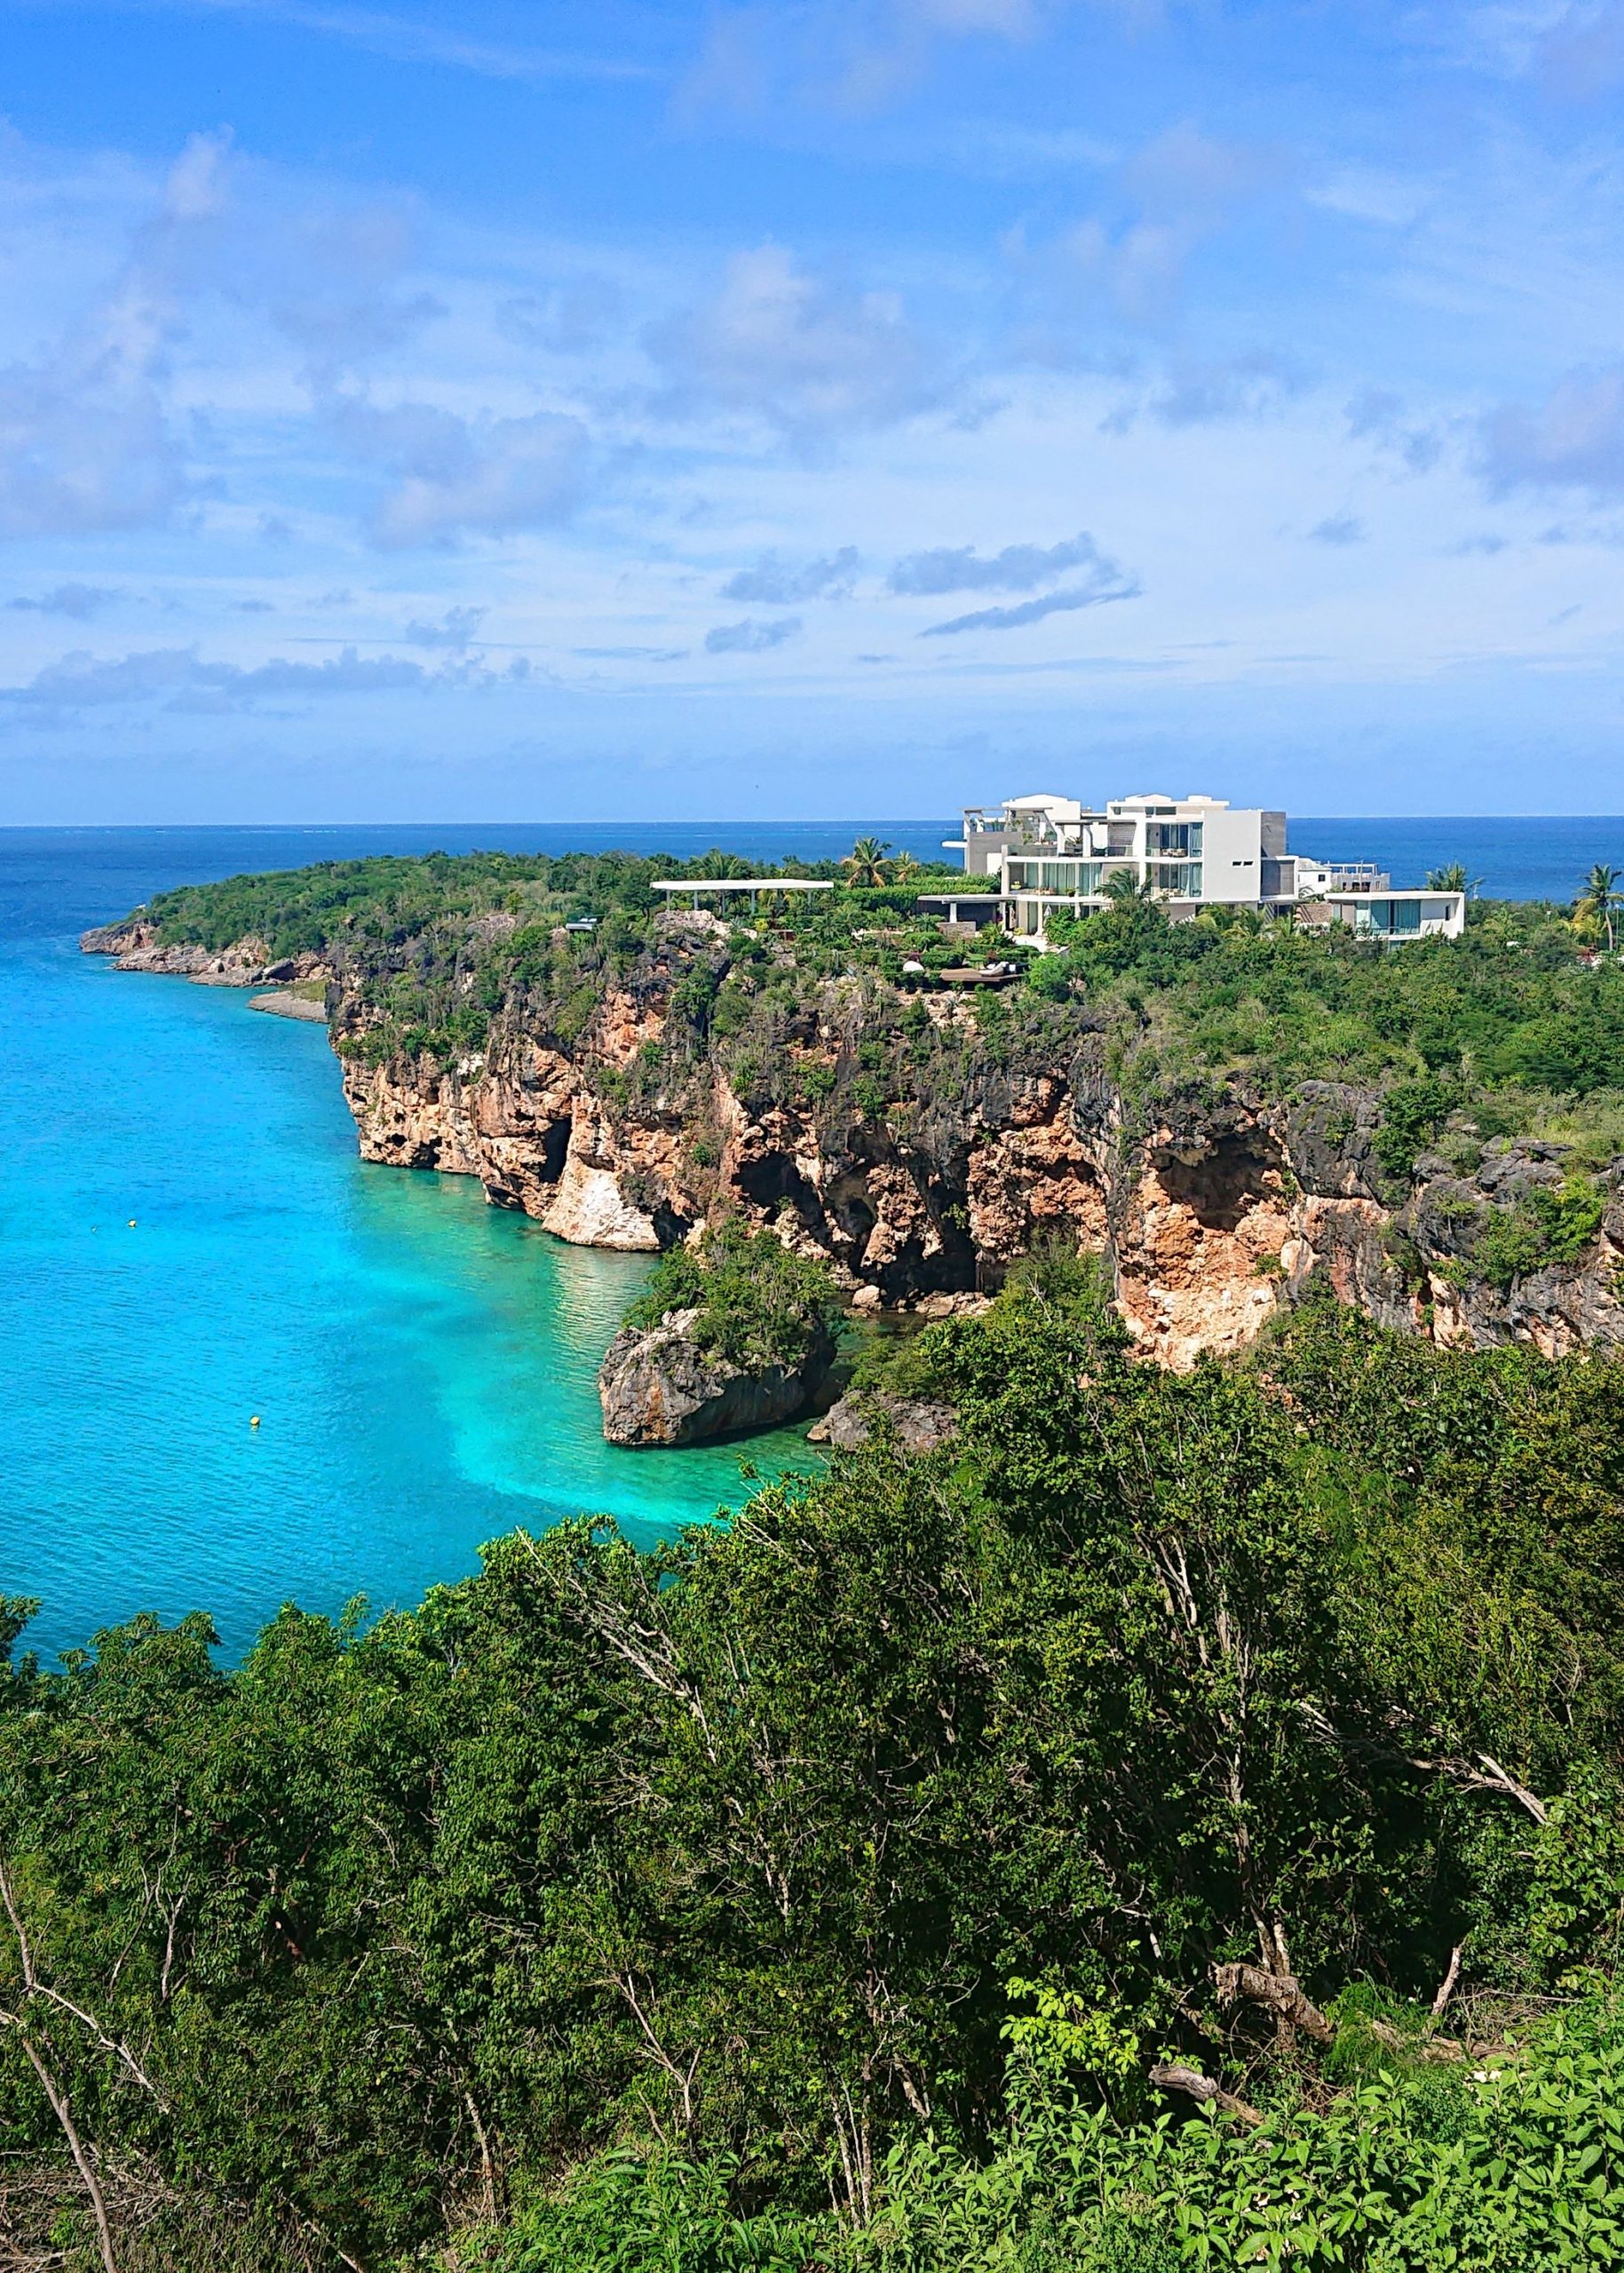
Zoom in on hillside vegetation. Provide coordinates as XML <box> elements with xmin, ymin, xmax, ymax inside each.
<box><xmin>5</xmin><ymin>1276</ymin><xmax>1624</xmax><ymax>2269</ymax></box>
<box><xmin>134</xmin><ymin>851</ymin><xmax>1624</xmax><ymax>1183</ymax></box>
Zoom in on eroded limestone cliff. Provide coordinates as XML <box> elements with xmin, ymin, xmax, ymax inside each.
<box><xmin>83</xmin><ymin>915</ymin><xmax>1624</xmax><ymax>1367</ymax></box>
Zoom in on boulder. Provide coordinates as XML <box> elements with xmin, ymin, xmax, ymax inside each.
<box><xmin>806</xmin><ymin>1392</ymin><xmax>958</xmax><ymax>1453</ymax></box>
<box><xmin>598</xmin><ymin>1307</ymin><xmax>836</xmax><ymax>1447</ymax></box>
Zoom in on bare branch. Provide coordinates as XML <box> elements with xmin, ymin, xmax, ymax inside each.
<box><xmin>1430</xmin><ymin>1944</ymin><xmax>1463</xmax><ymax>2019</ymax></box>
<box><xmin>1150</xmin><ymin>2062</ymin><xmax>1264</xmax><ymax>2126</ymax></box>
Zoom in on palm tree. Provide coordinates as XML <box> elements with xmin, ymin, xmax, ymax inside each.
<box><xmin>1427</xmin><ymin>862</ymin><xmax>1485</xmax><ymax>899</ymax></box>
<box><xmin>842</xmin><ymin>836</ymin><xmax>892</xmax><ymax>888</ymax></box>
<box><xmin>890</xmin><ymin>851</ymin><xmax>922</xmax><ymax>889</ymax></box>
<box><xmin>1103</xmin><ymin>868</ymin><xmax>1157</xmax><ymax>905</ymax></box>
<box><xmin>1577</xmin><ymin>862</ymin><xmax>1621</xmax><ymax>952</ymax></box>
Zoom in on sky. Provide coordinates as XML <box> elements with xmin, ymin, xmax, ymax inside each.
<box><xmin>3</xmin><ymin>0</ymin><xmax>1624</xmax><ymax>821</ymax></box>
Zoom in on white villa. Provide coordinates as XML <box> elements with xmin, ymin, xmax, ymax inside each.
<box><xmin>940</xmin><ymin>792</ymin><xmax>1466</xmax><ymax>945</ymax></box>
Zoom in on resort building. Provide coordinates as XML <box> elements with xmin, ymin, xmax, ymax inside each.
<box><xmin>940</xmin><ymin>792</ymin><xmax>1465</xmax><ymax>944</ymax></box>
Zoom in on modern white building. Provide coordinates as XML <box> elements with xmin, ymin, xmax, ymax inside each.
<box><xmin>940</xmin><ymin>792</ymin><xmax>1465</xmax><ymax>943</ymax></box>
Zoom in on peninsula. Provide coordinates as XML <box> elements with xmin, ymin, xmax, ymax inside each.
<box><xmin>83</xmin><ymin>814</ymin><xmax>1624</xmax><ymax>1366</ymax></box>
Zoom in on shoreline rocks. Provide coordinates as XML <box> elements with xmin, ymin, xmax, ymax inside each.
<box><xmin>598</xmin><ymin>1308</ymin><xmax>837</xmax><ymax>1447</ymax></box>
<box><xmin>250</xmin><ymin>992</ymin><xmax>328</xmax><ymax>1023</ymax></box>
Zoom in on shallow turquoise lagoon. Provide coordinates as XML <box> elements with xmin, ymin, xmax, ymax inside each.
<box><xmin>1</xmin><ymin>829</ymin><xmax>843</xmax><ymax>1663</ymax></box>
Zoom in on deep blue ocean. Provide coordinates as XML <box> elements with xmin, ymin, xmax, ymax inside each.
<box><xmin>4</xmin><ymin>815</ymin><xmax>1620</xmax><ymax>1665</ymax></box>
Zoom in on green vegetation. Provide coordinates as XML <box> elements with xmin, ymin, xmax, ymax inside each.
<box><xmin>6</xmin><ymin>1274</ymin><xmax>1624</xmax><ymax>2269</ymax></box>
<box><xmin>622</xmin><ymin>1223</ymin><xmax>842</xmax><ymax>1372</ymax></box>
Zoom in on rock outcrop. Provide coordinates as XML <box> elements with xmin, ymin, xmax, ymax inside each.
<box><xmin>83</xmin><ymin>921</ymin><xmax>1624</xmax><ymax>1368</ymax></box>
<box><xmin>598</xmin><ymin>1309</ymin><xmax>837</xmax><ymax>1446</ymax></box>
<box><xmin>807</xmin><ymin>1393</ymin><xmax>959</xmax><ymax>1453</ymax></box>
<box><xmin>80</xmin><ymin>922</ymin><xmax>329</xmax><ymax>990</ymax></box>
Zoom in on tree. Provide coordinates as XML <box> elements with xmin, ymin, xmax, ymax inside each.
<box><xmin>1426</xmin><ymin>862</ymin><xmax>1482</xmax><ymax>896</ymax></box>
<box><xmin>1103</xmin><ymin>868</ymin><xmax>1157</xmax><ymax>904</ymax></box>
<box><xmin>1576</xmin><ymin>862</ymin><xmax>1620</xmax><ymax>952</ymax></box>
<box><xmin>842</xmin><ymin>837</ymin><xmax>893</xmax><ymax>889</ymax></box>
<box><xmin>890</xmin><ymin>851</ymin><xmax>922</xmax><ymax>889</ymax></box>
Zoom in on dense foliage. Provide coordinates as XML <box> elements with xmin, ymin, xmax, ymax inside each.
<box><xmin>622</xmin><ymin>1224</ymin><xmax>843</xmax><ymax>1372</ymax></box>
<box><xmin>5</xmin><ymin>1273</ymin><xmax>1624</xmax><ymax>2270</ymax></box>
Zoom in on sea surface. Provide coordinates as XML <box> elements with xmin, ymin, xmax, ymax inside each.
<box><xmin>4</xmin><ymin>815</ymin><xmax>1620</xmax><ymax>1665</ymax></box>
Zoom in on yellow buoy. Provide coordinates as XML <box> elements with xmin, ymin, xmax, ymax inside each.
<box><xmin>250</xmin><ymin>1415</ymin><xmax>261</xmax><ymax>1429</ymax></box>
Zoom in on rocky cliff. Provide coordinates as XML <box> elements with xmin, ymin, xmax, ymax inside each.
<box><xmin>83</xmin><ymin>915</ymin><xmax>1624</xmax><ymax>1368</ymax></box>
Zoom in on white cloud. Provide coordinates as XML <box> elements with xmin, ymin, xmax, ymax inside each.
<box><xmin>1480</xmin><ymin>365</ymin><xmax>1624</xmax><ymax>495</ymax></box>
<box><xmin>7</xmin><ymin>582</ymin><xmax>122</xmax><ymax>617</ymax></box>
<box><xmin>920</xmin><ymin>579</ymin><xmax>1140</xmax><ymax>635</ymax></box>
<box><xmin>891</xmin><ymin>530</ymin><xmax>1118</xmax><ymax>594</ymax></box>
<box><xmin>403</xmin><ymin>605</ymin><xmax>487</xmax><ymax>648</ymax></box>
<box><xmin>1309</xmin><ymin>514</ymin><xmax>1366</xmax><ymax>545</ymax></box>
<box><xmin>722</xmin><ymin>547</ymin><xmax>859</xmax><ymax>601</ymax></box>
<box><xmin>0</xmin><ymin>132</ymin><xmax>234</xmax><ymax>541</ymax></box>
<box><xmin>704</xmin><ymin>615</ymin><xmax>803</xmax><ymax>652</ymax></box>
<box><xmin>321</xmin><ymin>394</ymin><xmax>590</xmax><ymax>544</ymax></box>
<box><xmin>4</xmin><ymin>642</ymin><xmax>516</xmax><ymax>709</ymax></box>
<box><xmin>647</xmin><ymin>245</ymin><xmax>940</xmax><ymax>441</ymax></box>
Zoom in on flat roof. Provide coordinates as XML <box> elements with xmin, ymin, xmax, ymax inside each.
<box><xmin>652</xmin><ymin>878</ymin><xmax>833</xmax><ymax>892</ymax></box>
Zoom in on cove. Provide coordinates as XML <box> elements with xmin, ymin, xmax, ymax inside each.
<box><xmin>1</xmin><ymin>828</ymin><xmax>847</xmax><ymax>1665</ymax></box>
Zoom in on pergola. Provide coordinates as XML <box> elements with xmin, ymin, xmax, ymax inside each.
<box><xmin>653</xmin><ymin>879</ymin><xmax>835</xmax><ymax>912</ymax></box>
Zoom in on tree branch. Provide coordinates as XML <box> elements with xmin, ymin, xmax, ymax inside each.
<box><xmin>1214</xmin><ymin>1962</ymin><xmax>1335</xmax><ymax>2047</ymax></box>
<box><xmin>1150</xmin><ymin>2062</ymin><xmax>1264</xmax><ymax>2126</ymax></box>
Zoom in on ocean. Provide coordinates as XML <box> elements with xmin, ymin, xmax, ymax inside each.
<box><xmin>4</xmin><ymin>815</ymin><xmax>1620</xmax><ymax>1665</ymax></box>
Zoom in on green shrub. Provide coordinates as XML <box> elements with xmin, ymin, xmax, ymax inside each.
<box><xmin>622</xmin><ymin>1223</ymin><xmax>842</xmax><ymax>1372</ymax></box>
<box><xmin>1474</xmin><ymin>1176</ymin><xmax>1605</xmax><ymax>1288</ymax></box>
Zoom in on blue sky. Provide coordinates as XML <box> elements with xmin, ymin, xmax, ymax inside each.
<box><xmin>3</xmin><ymin>0</ymin><xmax>1624</xmax><ymax>821</ymax></box>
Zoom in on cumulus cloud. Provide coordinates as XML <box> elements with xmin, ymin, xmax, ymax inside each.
<box><xmin>891</xmin><ymin>530</ymin><xmax>1116</xmax><ymax>596</ymax></box>
<box><xmin>1480</xmin><ymin>365</ymin><xmax>1624</xmax><ymax>496</ymax></box>
<box><xmin>271</xmin><ymin>205</ymin><xmax>444</xmax><ymax>376</ymax></box>
<box><xmin>722</xmin><ymin>547</ymin><xmax>859</xmax><ymax>602</ymax></box>
<box><xmin>4</xmin><ymin>642</ymin><xmax>518</xmax><ymax>711</ymax></box>
<box><xmin>1145</xmin><ymin>353</ymin><xmax>1303</xmax><ymax>427</ymax></box>
<box><xmin>647</xmin><ymin>246</ymin><xmax>939</xmax><ymax>442</ymax></box>
<box><xmin>320</xmin><ymin>394</ymin><xmax>590</xmax><ymax>544</ymax></box>
<box><xmin>8</xmin><ymin>583</ymin><xmax>121</xmax><ymax>618</ymax></box>
<box><xmin>920</xmin><ymin>581</ymin><xmax>1139</xmax><ymax>636</ymax></box>
<box><xmin>1308</xmin><ymin>514</ymin><xmax>1366</xmax><ymax>545</ymax></box>
<box><xmin>0</xmin><ymin>131</ymin><xmax>236</xmax><ymax>543</ymax></box>
<box><xmin>704</xmin><ymin>615</ymin><xmax>802</xmax><ymax>653</ymax></box>
<box><xmin>403</xmin><ymin>605</ymin><xmax>487</xmax><ymax>649</ymax></box>
<box><xmin>1041</xmin><ymin>123</ymin><xmax>1281</xmax><ymax>331</ymax></box>
<box><xmin>0</xmin><ymin>353</ymin><xmax>185</xmax><ymax>542</ymax></box>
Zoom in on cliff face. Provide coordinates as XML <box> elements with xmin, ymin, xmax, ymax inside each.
<box><xmin>83</xmin><ymin>919</ymin><xmax>1624</xmax><ymax>1367</ymax></box>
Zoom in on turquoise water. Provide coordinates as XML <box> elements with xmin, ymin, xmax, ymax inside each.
<box><xmin>7</xmin><ymin>816</ymin><xmax>1623</xmax><ymax>1665</ymax></box>
<box><xmin>3</xmin><ymin>828</ymin><xmax>899</xmax><ymax>1663</ymax></box>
